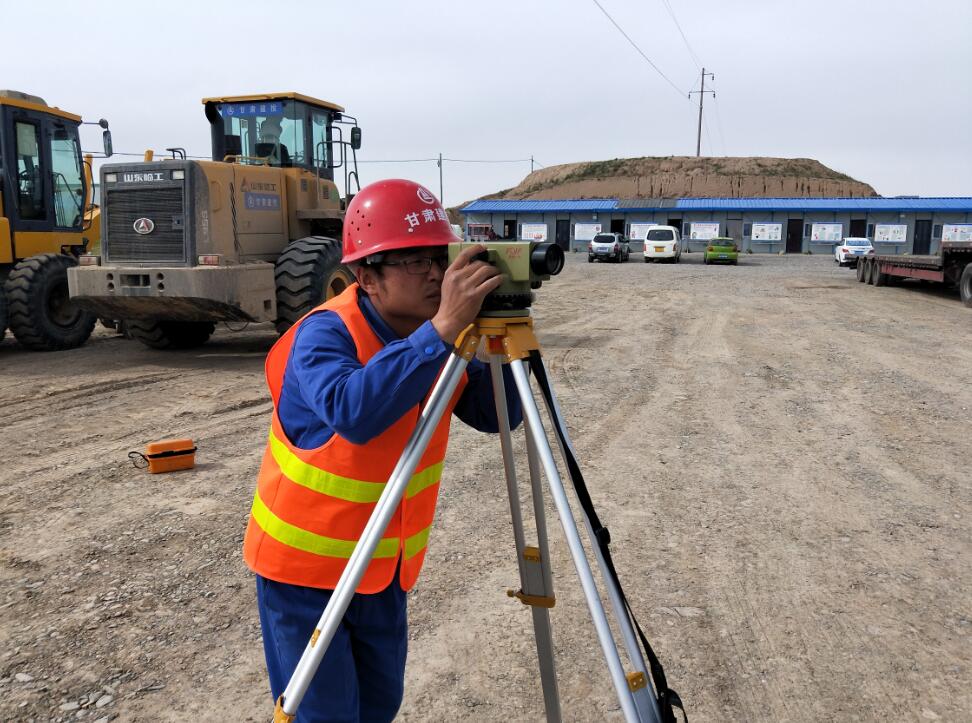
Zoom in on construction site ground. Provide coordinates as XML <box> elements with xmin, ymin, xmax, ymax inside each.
<box><xmin>1</xmin><ymin>253</ymin><xmax>969</xmax><ymax>722</ymax></box>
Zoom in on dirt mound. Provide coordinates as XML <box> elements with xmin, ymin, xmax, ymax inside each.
<box><xmin>481</xmin><ymin>156</ymin><xmax>877</xmax><ymax>201</ymax></box>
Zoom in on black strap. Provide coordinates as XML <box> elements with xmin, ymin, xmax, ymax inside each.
<box><xmin>528</xmin><ymin>350</ymin><xmax>686</xmax><ymax>723</ymax></box>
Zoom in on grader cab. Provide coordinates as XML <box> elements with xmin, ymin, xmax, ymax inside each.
<box><xmin>68</xmin><ymin>92</ymin><xmax>362</xmax><ymax>349</ymax></box>
<box><xmin>0</xmin><ymin>90</ymin><xmax>112</xmax><ymax>350</ymax></box>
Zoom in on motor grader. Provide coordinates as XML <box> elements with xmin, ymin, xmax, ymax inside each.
<box><xmin>0</xmin><ymin>90</ymin><xmax>112</xmax><ymax>350</ymax></box>
<box><xmin>68</xmin><ymin>92</ymin><xmax>361</xmax><ymax>349</ymax></box>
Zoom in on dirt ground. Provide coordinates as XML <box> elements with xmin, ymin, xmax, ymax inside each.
<box><xmin>1</xmin><ymin>254</ymin><xmax>969</xmax><ymax>722</ymax></box>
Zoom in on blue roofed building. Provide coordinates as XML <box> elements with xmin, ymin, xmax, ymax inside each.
<box><xmin>460</xmin><ymin>197</ymin><xmax>972</xmax><ymax>255</ymax></box>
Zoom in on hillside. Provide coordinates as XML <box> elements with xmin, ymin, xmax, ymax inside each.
<box><xmin>480</xmin><ymin>156</ymin><xmax>878</xmax><ymax>202</ymax></box>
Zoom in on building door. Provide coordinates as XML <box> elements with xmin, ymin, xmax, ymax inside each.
<box><xmin>786</xmin><ymin>219</ymin><xmax>803</xmax><ymax>253</ymax></box>
<box><xmin>503</xmin><ymin>220</ymin><xmax>516</xmax><ymax>239</ymax></box>
<box><xmin>555</xmin><ymin>219</ymin><xmax>570</xmax><ymax>250</ymax></box>
<box><xmin>913</xmin><ymin>220</ymin><xmax>932</xmax><ymax>255</ymax></box>
<box><xmin>849</xmin><ymin>219</ymin><xmax>866</xmax><ymax>237</ymax></box>
<box><xmin>726</xmin><ymin>220</ymin><xmax>742</xmax><ymax>240</ymax></box>
<box><xmin>667</xmin><ymin>217</ymin><xmax>682</xmax><ymax>233</ymax></box>
<box><xmin>610</xmin><ymin>219</ymin><xmax>625</xmax><ymax>235</ymax></box>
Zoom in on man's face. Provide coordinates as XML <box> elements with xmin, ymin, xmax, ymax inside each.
<box><xmin>358</xmin><ymin>246</ymin><xmax>449</xmax><ymax>333</ymax></box>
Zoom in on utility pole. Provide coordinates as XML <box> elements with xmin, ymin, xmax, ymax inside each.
<box><xmin>437</xmin><ymin>152</ymin><xmax>443</xmax><ymax>205</ymax></box>
<box><xmin>689</xmin><ymin>68</ymin><xmax>715</xmax><ymax>157</ymax></box>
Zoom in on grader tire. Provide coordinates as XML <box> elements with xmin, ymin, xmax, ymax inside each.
<box><xmin>274</xmin><ymin>236</ymin><xmax>354</xmax><ymax>334</ymax></box>
<box><xmin>960</xmin><ymin>263</ymin><xmax>972</xmax><ymax>308</ymax></box>
<box><xmin>4</xmin><ymin>253</ymin><xmax>96</xmax><ymax>351</ymax></box>
<box><xmin>126</xmin><ymin>320</ymin><xmax>216</xmax><ymax>350</ymax></box>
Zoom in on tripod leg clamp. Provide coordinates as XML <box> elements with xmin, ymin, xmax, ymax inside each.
<box><xmin>507</xmin><ymin>589</ymin><xmax>556</xmax><ymax>608</ymax></box>
<box><xmin>626</xmin><ymin>671</ymin><xmax>647</xmax><ymax>692</ymax></box>
<box><xmin>274</xmin><ymin>695</ymin><xmax>295</xmax><ymax>723</ymax></box>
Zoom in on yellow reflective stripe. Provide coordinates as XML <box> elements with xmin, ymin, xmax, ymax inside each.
<box><xmin>269</xmin><ymin>432</ymin><xmax>442</xmax><ymax>503</ymax></box>
<box><xmin>251</xmin><ymin>491</ymin><xmax>432</xmax><ymax>560</ymax></box>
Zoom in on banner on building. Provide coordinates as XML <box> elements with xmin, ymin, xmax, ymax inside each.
<box><xmin>810</xmin><ymin>223</ymin><xmax>843</xmax><ymax>242</ymax></box>
<box><xmin>573</xmin><ymin>223</ymin><xmax>602</xmax><ymax>241</ymax></box>
<box><xmin>519</xmin><ymin>223</ymin><xmax>548</xmax><ymax>241</ymax></box>
<box><xmin>874</xmin><ymin>224</ymin><xmax>907</xmax><ymax>242</ymax></box>
<box><xmin>751</xmin><ymin>222</ymin><xmax>782</xmax><ymax>241</ymax></box>
<box><xmin>628</xmin><ymin>223</ymin><xmax>654</xmax><ymax>240</ymax></box>
<box><xmin>689</xmin><ymin>222</ymin><xmax>720</xmax><ymax>240</ymax></box>
<box><xmin>942</xmin><ymin>224</ymin><xmax>972</xmax><ymax>243</ymax></box>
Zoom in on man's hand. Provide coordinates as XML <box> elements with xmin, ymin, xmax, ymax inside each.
<box><xmin>431</xmin><ymin>244</ymin><xmax>505</xmax><ymax>344</ymax></box>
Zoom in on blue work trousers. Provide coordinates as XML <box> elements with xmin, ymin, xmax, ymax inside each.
<box><xmin>256</xmin><ymin>574</ymin><xmax>408</xmax><ymax>723</ymax></box>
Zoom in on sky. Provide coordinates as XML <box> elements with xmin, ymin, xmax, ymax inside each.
<box><xmin>5</xmin><ymin>0</ymin><xmax>971</xmax><ymax>206</ymax></box>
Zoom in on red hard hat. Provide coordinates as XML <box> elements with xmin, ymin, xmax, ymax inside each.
<box><xmin>342</xmin><ymin>179</ymin><xmax>456</xmax><ymax>263</ymax></box>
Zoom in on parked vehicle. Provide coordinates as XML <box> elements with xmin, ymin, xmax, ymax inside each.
<box><xmin>642</xmin><ymin>226</ymin><xmax>681</xmax><ymax>263</ymax></box>
<box><xmin>835</xmin><ymin>237</ymin><xmax>872</xmax><ymax>267</ymax></box>
<box><xmin>703</xmin><ymin>237</ymin><xmax>739</xmax><ymax>265</ymax></box>
<box><xmin>857</xmin><ymin>238</ymin><xmax>972</xmax><ymax>307</ymax></box>
<box><xmin>588</xmin><ymin>233</ymin><xmax>630</xmax><ymax>263</ymax></box>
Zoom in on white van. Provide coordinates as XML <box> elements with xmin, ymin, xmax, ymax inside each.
<box><xmin>643</xmin><ymin>225</ymin><xmax>682</xmax><ymax>263</ymax></box>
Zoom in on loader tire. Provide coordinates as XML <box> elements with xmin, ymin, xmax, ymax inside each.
<box><xmin>274</xmin><ymin>236</ymin><xmax>354</xmax><ymax>334</ymax></box>
<box><xmin>0</xmin><ymin>281</ymin><xmax>7</xmax><ymax>343</ymax></box>
<box><xmin>4</xmin><ymin>253</ymin><xmax>96</xmax><ymax>351</ymax></box>
<box><xmin>960</xmin><ymin>263</ymin><xmax>972</xmax><ymax>308</ymax></box>
<box><xmin>126</xmin><ymin>320</ymin><xmax>216</xmax><ymax>350</ymax></box>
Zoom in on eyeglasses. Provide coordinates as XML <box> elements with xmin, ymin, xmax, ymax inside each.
<box><xmin>381</xmin><ymin>255</ymin><xmax>449</xmax><ymax>275</ymax></box>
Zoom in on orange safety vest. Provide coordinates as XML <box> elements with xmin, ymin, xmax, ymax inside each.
<box><xmin>243</xmin><ymin>284</ymin><xmax>467</xmax><ymax>593</ymax></box>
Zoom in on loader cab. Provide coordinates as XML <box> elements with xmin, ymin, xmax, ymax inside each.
<box><xmin>0</xmin><ymin>91</ymin><xmax>88</xmax><ymax>253</ymax></box>
<box><xmin>204</xmin><ymin>93</ymin><xmax>360</xmax><ymax>183</ymax></box>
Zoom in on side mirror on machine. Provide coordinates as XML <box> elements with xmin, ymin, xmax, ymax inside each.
<box><xmin>350</xmin><ymin>126</ymin><xmax>362</xmax><ymax>150</ymax></box>
<box><xmin>102</xmin><ymin>129</ymin><xmax>113</xmax><ymax>158</ymax></box>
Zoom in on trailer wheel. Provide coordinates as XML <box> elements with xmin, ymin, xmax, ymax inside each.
<box><xmin>274</xmin><ymin>236</ymin><xmax>354</xmax><ymax>335</ymax></box>
<box><xmin>873</xmin><ymin>261</ymin><xmax>888</xmax><ymax>287</ymax></box>
<box><xmin>856</xmin><ymin>259</ymin><xmax>867</xmax><ymax>283</ymax></box>
<box><xmin>126</xmin><ymin>320</ymin><xmax>216</xmax><ymax>350</ymax></box>
<box><xmin>960</xmin><ymin>263</ymin><xmax>972</xmax><ymax>308</ymax></box>
<box><xmin>4</xmin><ymin>253</ymin><xmax>96</xmax><ymax>351</ymax></box>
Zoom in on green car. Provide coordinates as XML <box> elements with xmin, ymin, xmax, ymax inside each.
<box><xmin>703</xmin><ymin>237</ymin><xmax>739</xmax><ymax>265</ymax></box>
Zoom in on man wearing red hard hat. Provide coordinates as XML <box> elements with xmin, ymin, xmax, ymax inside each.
<box><xmin>243</xmin><ymin>179</ymin><xmax>522</xmax><ymax>721</ymax></box>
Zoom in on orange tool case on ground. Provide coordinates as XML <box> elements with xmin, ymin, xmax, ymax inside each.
<box><xmin>142</xmin><ymin>439</ymin><xmax>197</xmax><ymax>474</ymax></box>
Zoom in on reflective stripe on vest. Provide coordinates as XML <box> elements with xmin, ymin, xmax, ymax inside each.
<box><xmin>242</xmin><ymin>283</ymin><xmax>466</xmax><ymax>593</ymax></box>
<box><xmin>267</xmin><ymin>430</ymin><xmax>443</xmax><ymax>503</ymax></box>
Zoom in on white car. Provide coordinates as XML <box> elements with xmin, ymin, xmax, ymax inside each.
<box><xmin>835</xmin><ymin>237</ymin><xmax>873</xmax><ymax>267</ymax></box>
<box><xmin>588</xmin><ymin>233</ymin><xmax>630</xmax><ymax>263</ymax></box>
<box><xmin>643</xmin><ymin>226</ymin><xmax>682</xmax><ymax>263</ymax></box>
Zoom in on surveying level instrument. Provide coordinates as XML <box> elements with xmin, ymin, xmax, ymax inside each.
<box><xmin>272</xmin><ymin>250</ymin><xmax>683</xmax><ymax>723</ymax></box>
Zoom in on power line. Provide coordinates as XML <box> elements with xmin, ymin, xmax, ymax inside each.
<box><xmin>659</xmin><ymin>0</ymin><xmax>702</xmax><ymax>71</ymax></box>
<box><xmin>590</xmin><ymin>0</ymin><xmax>689</xmax><ymax>99</ymax></box>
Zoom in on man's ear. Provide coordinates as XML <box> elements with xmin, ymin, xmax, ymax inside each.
<box><xmin>355</xmin><ymin>264</ymin><xmax>381</xmax><ymax>296</ymax></box>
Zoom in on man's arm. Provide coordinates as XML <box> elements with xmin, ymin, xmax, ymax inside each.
<box><xmin>289</xmin><ymin>312</ymin><xmax>452</xmax><ymax>445</ymax></box>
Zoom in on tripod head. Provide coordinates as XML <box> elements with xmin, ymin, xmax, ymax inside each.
<box><xmin>448</xmin><ymin>241</ymin><xmax>565</xmax><ymax>316</ymax></box>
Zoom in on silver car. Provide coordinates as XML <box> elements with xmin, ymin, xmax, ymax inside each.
<box><xmin>588</xmin><ymin>233</ymin><xmax>630</xmax><ymax>263</ymax></box>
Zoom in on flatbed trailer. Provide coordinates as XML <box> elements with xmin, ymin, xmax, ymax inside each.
<box><xmin>856</xmin><ymin>242</ymin><xmax>972</xmax><ymax>307</ymax></box>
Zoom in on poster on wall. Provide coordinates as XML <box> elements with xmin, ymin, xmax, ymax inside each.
<box><xmin>874</xmin><ymin>224</ymin><xmax>907</xmax><ymax>242</ymax></box>
<box><xmin>519</xmin><ymin>223</ymin><xmax>548</xmax><ymax>241</ymax></box>
<box><xmin>942</xmin><ymin>224</ymin><xmax>972</xmax><ymax>243</ymax></box>
<box><xmin>811</xmin><ymin>223</ymin><xmax>843</xmax><ymax>242</ymax></box>
<box><xmin>689</xmin><ymin>222</ymin><xmax>720</xmax><ymax>240</ymax></box>
<box><xmin>751</xmin><ymin>222</ymin><xmax>782</xmax><ymax>241</ymax></box>
<box><xmin>628</xmin><ymin>223</ymin><xmax>655</xmax><ymax>240</ymax></box>
<box><xmin>573</xmin><ymin>223</ymin><xmax>602</xmax><ymax>241</ymax></box>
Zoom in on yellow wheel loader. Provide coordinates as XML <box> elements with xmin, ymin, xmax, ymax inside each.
<box><xmin>0</xmin><ymin>90</ymin><xmax>112</xmax><ymax>350</ymax></box>
<box><xmin>69</xmin><ymin>92</ymin><xmax>360</xmax><ymax>350</ymax></box>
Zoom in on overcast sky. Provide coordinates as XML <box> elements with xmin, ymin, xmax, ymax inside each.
<box><xmin>6</xmin><ymin>0</ymin><xmax>970</xmax><ymax>206</ymax></box>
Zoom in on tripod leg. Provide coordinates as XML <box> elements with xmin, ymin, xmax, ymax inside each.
<box><xmin>277</xmin><ymin>350</ymin><xmax>471</xmax><ymax>720</ymax></box>
<box><xmin>508</xmin><ymin>359</ymin><xmax>644</xmax><ymax>723</ymax></box>
<box><xmin>488</xmin><ymin>357</ymin><xmax>562</xmax><ymax>723</ymax></box>
<box><xmin>531</xmin><ymin>355</ymin><xmax>662</xmax><ymax>722</ymax></box>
